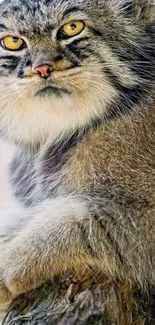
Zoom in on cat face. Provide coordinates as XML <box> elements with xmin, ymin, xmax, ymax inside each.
<box><xmin>0</xmin><ymin>0</ymin><xmax>154</xmax><ymax>147</ymax></box>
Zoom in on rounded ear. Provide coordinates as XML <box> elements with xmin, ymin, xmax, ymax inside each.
<box><xmin>122</xmin><ymin>0</ymin><xmax>155</xmax><ymax>24</ymax></box>
<box><xmin>134</xmin><ymin>0</ymin><xmax>155</xmax><ymax>23</ymax></box>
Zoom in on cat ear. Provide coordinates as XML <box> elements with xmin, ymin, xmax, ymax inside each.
<box><xmin>122</xmin><ymin>0</ymin><xmax>155</xmax><ymax>24</ymax></box>
<box><xmin>134</xmin><ymin>0</ymin><xmax>155</xmax><ymax>23</ymax></box>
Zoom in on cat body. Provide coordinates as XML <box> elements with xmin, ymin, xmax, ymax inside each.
<box><xmin>0</xmin><ymin>0</ymin><xmax>155</xmax><ymax>308</ymax></box>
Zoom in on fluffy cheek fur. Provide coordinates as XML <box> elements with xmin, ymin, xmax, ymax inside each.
<box><xmin>0</xmin><ymin>66</ymin><xmax>117</xmax><ymax>146</ymax></box>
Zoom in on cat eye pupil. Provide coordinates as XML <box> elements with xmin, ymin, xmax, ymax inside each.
<box><xmin>70</xmin><ymin>24</ymin><xmax>77</xmax><ymax>30</ymax></box>
<box><xmin>12</xmin><ymin>37</ymin><xmax>19</xmax><ymax>43</ymax></box>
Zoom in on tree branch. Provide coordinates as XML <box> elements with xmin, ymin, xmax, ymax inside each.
<box><xmin>2</xmin><ymin>274</ymin><xmax>154</xmax><ymax>325</ymax></box>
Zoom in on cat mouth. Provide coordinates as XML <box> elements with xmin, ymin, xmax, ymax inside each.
<box><xmin>36</xmin><ymin>86</ymin><xmax>70</xmax><ymax>98</ymax></box>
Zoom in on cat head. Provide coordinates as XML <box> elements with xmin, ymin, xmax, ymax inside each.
<box><xmin>0</xmin><ymin>0</ymin><xmax>155</xmax><ymax>147</ymax></box>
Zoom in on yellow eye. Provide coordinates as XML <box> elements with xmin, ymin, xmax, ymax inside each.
<box><xmin>1</xmin><ymin>36</ymin><xmax>25</xmax><ymax>51</ymax></box>
<box><xmin>60</xmin><ymin>21</ymin><xmax>85</xmax><ymax>39</ymax></box>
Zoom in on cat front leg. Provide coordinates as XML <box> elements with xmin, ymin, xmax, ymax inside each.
<box><xmin>0</xmin><ymin>195</ymin><xmax>101</xmax><ymax>300</ymax></box>
<box><xmin>0</xmin><ymin>278</ymin><xmax>12</xmax><ymax>304</ymax></box>
<box><xmin>0</xmin><ymin>276</ymin><xmax>12</xmax><ymax>324</ymax></box>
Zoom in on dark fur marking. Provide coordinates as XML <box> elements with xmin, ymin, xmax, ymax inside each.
<box><xmin>103</xmin><ymin>66</ymin><xmax>150</xmax><ymax>119</ymax></box>
<box><xmin>62</xmin><ymin>7</ymin><xmax>84</xmax><ymax>20</ymax></box>
<box><xmin>69</xmin><ymin>37</ymin><xmax>90</xmax><ymax>48</ymax></box>
<box><xmin>10</xmin><ymin>149</ymin><xmax>36</xmax><ymax>207</ymax></box>
<box><xmin>17</xmin><ymin>55</ymin><xmax>32</xmax><ymax>78</ymax></box>
<box><xmin>121</xmin><ymin>1</ymin><xmax>135</xmax><ymax>17</ymax></box>
<box><xmin>93</xmin><ymin>214</ymin><xmax>125</xmax><ymax>265</ymax></box>
<box><xmin>42</xmin><ymin>131</ymin><xmax>83</xmax><ymax>177</ymax></box>
<box><xmin>57</xmin><ymin>46</ymin><xmax>80</xmax><ymax>67</ymax></box>
<box><xmin>0</xmin><ymin>56</ymin><xmax>20</xmax><ymax>72</ymax></box>
<box><xmin>0</xmin><ymin>55</ymin><xmax>18</xmax><ymax>61</ymax></box>
<box><xmin>0</xmin><ymin>24</ymin><xmax>7</xmax><ymax>31</ymax></box>
<box><xmin>67</xmin><ymin>38</ymin><xmax>93</xmax><ymax>60</ymax></box>
<box><xmin>78</xmin><ymin>223</ymin><xmax>97</xmax><ymax>258</ymax></box>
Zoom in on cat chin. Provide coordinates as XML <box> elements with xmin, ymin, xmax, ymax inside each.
<box><xmin>0</xmin><ymin>95</ymin><xmax>91</xmax><ymax>148</ymax></box>
<box><xmin>0</xmin><ymin>79</ymin><xmax>117</xmax><ymax>148</ymax></box>
<box><xmin>35</xmin><ymin>86</ymin><xmax>71</xmax><ymax>98</ymax></box>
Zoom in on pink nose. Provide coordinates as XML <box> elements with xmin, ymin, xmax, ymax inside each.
<box><xmin>34</xmin><ymin>65</ymin><xmax>51</xmax><ymax>79</ymax></box>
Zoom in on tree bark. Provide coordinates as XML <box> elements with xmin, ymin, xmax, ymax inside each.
<box><xmin>2</xmin><ymin>273</ymin><xmax>155</xmax><ymax>325</ymax></box>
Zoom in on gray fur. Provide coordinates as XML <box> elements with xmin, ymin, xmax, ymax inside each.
<box><xmin>0</xmin><ymin>0</ymin><xmax>155</xmax><ymax>312</ymax></box>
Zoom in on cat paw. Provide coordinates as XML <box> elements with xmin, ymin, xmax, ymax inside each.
<box><xmin>0</xmin><ymin>277</ymin><xmax>12</xmax><ymax>304</ymax></box>
<box><xmin>0</xmin><ymin>249</ymin><xmax>30</xmax><ymax>299</ymax></box>
<box><xmin>0</xmin><ymin>246</ymin><xmax>45</xmax><ymax>298</ymax></box>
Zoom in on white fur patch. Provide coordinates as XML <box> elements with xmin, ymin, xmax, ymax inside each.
<box><xmin>0</xmin><ymin>65</ymin><xmax>117</xmax><ymax>146</ymax></box>
<box><xmin>0</xmin><ymin>139</ymin><xmax>26</xmax><ymax>241</ymax></box>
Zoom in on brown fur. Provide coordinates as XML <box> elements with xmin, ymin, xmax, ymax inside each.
<box><xmin>1</xmin><ymin>0</ymin><xmax>155</xmax><ymax>318</ymax></box>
